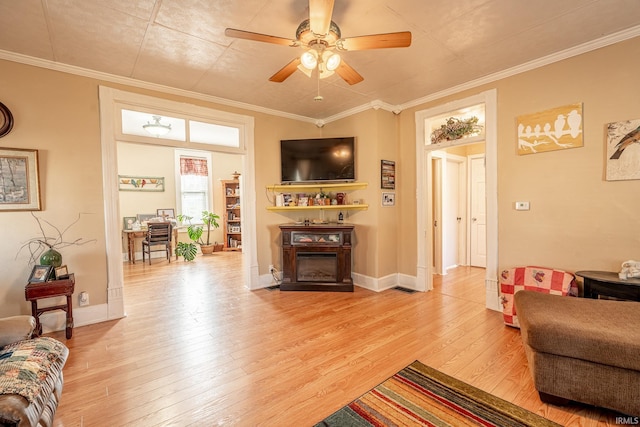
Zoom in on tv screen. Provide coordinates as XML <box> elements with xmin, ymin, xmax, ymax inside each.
<box><xmin>280</xmin><ymin>137</ymin><xmax>355</xmax><ymax>183</ymax></box>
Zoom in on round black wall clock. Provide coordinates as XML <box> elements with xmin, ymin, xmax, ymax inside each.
<box><xmin>0</xmin><ymin>102</ymin><xmax>14</xmax><ymax>138</ymax></box>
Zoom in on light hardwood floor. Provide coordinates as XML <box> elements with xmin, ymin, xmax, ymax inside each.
<box><xmin>51</xmin><ymin>252</ymin><xmax>620</xmax><ymax>426</ymax></box>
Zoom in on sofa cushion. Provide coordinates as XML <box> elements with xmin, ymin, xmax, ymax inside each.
<box><xmin>500</xmin><ymin>266</ymin><xmax>577</xmax><ymax>327</ymax></box>
<box><xmin>515</xmin><ymin>291</ymin><xmax>640</xmax><ymax>371</ymax></box>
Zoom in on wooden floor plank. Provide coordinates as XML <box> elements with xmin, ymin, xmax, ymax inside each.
<box><xmin>50</xmin><ymin>253</ymin><xmax>620</xmax><ymax>426</ymax></box>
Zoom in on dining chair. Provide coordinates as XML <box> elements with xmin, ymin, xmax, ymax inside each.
<box><xmin>142</xmin><ymin>222</ymin><xmax>172</xmax><ymax>265</ymax></box>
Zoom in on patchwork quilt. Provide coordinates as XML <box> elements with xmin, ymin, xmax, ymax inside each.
<box><xmin>0</xmin><ymin>337</ymin><xmax>67</xmax><ymax>403</ymax></box>
<box><xmin>500</xmin><ymin>266</ymin><xmax>577</xmax><ymax>328</ymax></box>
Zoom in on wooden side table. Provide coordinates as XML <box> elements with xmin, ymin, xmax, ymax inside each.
<box><xmin>25</xmin><ymin>274</ymin><xmax>75</xmax><ymax>339</ymax></box>
<box><xmin>575</xmin><ymin>270</ymin><xmax>640</xmax><ymax>301</ymax></box>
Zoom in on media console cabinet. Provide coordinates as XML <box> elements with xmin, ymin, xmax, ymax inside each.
<box><xmin>279</xmin><ymin>224</ymin><xmax>354</xmax><ymax>292</ymax></box>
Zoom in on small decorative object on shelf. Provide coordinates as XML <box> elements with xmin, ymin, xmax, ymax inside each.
<box><xmin>431</xmin><ymin>116</ymin><xmax>483</xmax><ymax>144</ymax></box>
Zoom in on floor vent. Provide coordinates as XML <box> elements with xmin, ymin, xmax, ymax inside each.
<box><xmin>393</xmin><ymin>286</ymin><xmax>417</xmax><ymax>294</ymax></box>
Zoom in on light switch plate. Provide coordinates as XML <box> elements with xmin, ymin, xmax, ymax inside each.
<box><xmin>515</xmin><ymin>201</ymin><xmax>530</xmax><ymax>211</ymax></box>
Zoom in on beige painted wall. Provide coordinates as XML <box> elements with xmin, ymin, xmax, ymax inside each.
<box><xmin>2</xmin><ymin>35</ymin><xmax>640</xmax><ymax>318</ymax></box>
<box><xmin>395</xmin><ymin>36</ymin><xmax>640</xmax><ymax>277</ymax></box>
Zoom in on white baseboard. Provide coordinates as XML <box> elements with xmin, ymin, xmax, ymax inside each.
<box><xmin>38</xmin><ymin>303</ymin><xmax>112</xmax><ymax>334</ymax></box>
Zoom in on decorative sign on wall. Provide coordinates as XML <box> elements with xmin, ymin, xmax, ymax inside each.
<box><xmin>516</xmin><ymin>103</ymin><xmax>583</xmax><ymax>155</ymax></box>
<box><xmin>605</xmin><ymin>118</ymin><xmax>640</xmax><ymax>181</ymax></box>
<box><xmin>381</xmin><ymin>160</ymin><xmax>395</xmax><ymax>189</ymax></box>
<box><xmin>118</xmin><ymin>175</ymin><xmax>165</xmax><ymax>191</ymax></box>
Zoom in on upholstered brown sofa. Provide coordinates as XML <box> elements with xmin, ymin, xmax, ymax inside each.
<box><xmin>515</xmin><ymin>290</ymin><xmax>640</xmax><ymax>416</ymax></box>
<box><xmin>0</xmin><ymin>316</ymin><xmax>69</xmax><ymax>426</ymax></box>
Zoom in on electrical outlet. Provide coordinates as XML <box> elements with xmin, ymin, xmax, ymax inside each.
<box><xmin>79</xmin><ymin>291</ymin><xmax>89</xmax><ymax>306</ymax></box>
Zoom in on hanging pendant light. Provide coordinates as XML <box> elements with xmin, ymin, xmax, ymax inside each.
<box><xmin>142</xmin><ymin>115</ymin><xmax>171</xmax><ymax>137</ymax></box>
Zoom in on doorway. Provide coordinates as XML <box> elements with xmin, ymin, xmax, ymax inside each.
<box><xmin>415</xmin><ymin>89</ymin><xmax>499</xmax><ymax>311</ymax></box>
<box><xmin>432</xmin><ymin>149</ymin><xmax>485</xmax><ymax>274</ymax></box>
<box><xmin>99</xmin><ymin>87</ymin><xmax>259</xmax><ymax>322</ymax></box>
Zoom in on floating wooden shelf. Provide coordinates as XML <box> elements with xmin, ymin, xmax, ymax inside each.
<box><xmin>266</xmin><ymin>182</ymin><xmax>368</xmax><ymax>212</ymax></box>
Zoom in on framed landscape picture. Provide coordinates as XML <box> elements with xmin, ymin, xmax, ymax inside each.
<box><xmin>0</xmin><ymin>148</ymin><xmax>41</xmax><ymax>211</ymax></box>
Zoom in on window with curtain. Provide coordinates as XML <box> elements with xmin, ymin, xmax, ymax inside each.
<box><xmin>179</xmin><ymin>156</ymin><xmax>210</xmax><ymax>220</ymax></box>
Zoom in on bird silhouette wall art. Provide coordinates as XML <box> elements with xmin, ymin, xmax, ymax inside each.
<box><xmin>517</xmin><ymin>103</ymin><xmax>583</xmax><ymax>155</ymax></box>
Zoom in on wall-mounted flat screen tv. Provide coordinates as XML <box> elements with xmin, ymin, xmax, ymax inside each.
<box><xmin>280</xmin><ymin>137</ymin><xmax>355</xmax><ymax>184</ymax></box>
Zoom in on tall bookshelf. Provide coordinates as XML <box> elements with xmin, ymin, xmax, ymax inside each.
<box><xmin>222</xmin><ymin>179</ymin><xmax>242</xmax><ymax>251</ymax></box>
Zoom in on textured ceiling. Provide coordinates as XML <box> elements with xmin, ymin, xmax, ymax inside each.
<box><xmin>1</xmin><ymin>0</ymin><xmax>640</xmax><ymax>121</ymax></box>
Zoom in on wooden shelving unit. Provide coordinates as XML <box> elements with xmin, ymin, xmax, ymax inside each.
<box><xmin>222</xmin><ymin>179</ymin><xmax>241</xmax><ymax>251</ymax></box>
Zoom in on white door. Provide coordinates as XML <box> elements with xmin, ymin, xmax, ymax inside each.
<box><xmin>470</xmin><ymin>156</ymin><xmax>486</xmax><ymax>267</ymax></box>
<box><xmin>432</xmin><ymin>157</ymin><xmax>443</xmax><ymax>274</ymax></box>
<box><xmin>443</xmin><ymin>157</ymin><xmax>463</xmax><ymax>271</ymax></box>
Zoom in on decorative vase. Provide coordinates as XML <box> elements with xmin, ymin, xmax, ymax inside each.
<box><xmin>40</xmin><ymin>248</ymin><xmax>62</xmax><ymax>267</ymax></box>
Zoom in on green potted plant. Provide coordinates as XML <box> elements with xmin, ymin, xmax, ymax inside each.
<box><xmin>175</xmin><ymin>211</ymin><xmax>221</xmax><ymax>261</ymax></box>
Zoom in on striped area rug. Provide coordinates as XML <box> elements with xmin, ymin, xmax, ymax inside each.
<box><xmin>314</xmin><ymin>360</ymin><xmax>560</xmax><ymax>427</ymax></box>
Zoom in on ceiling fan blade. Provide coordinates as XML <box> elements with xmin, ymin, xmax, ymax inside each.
<box><xmin>225</xmin><ymin>28</ymin><xmax>298</xmax><ymax>47</ymax></box>
<box><xmin>269</xmin><ymin>58</ymin><xmax>302</xmax><ymax>83</ymax></box>
<box><xmin>337</xmin><ymin>31</ymin><xmax>412</xmax><ymax>51</ymax></box>
<box><xmin>309</xmin><ymin>0</ymin><xmax>335</xmax><ymax>35</ymax></box>
<box><xmin>336</xmin><ymin>61</ymin><xmax>364</xmax><ymax>85</ymax></box>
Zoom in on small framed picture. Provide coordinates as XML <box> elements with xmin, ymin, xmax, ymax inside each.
<box><xmin>381</xmin><ymin>159</ymin><xmax>396</xmax><ymax>190</ymax></box>
<box><xmin>55</xmin><ymin>265</ymin><xmax>69</xmax><ymax>280</ymax></box>
<box><xmin>123</xmin><ymin>216</ymin><xmax>137</xmax><ymax>230</ymax></box>
<box><xmin>28</xmin><ymin>265</ymin><xmax>53</xmax><ymax>283</ymax></box>
<box><xmin>156</xmin><ymin>208</ymin><xmax>175</xmax><ymax>219</ymax></box>
<box><xmin>382</xmin><ymin>192</ymin><xmax>395</xmax><ymax>207</ymax></box>
<box><xmin>136</xmin><ymin>213</ymin><xmax>155</xmax><ymax>225</ymax></box>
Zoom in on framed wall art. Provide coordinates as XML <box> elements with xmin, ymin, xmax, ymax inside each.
<box><xmin>0</xmin><ymin>148</ymin><xmax>41</xmax><ymax>211</ymax></box>
<box><xmin>118</xmin><ymin>175</ymin><xmax>165</xmax><ymax>192</ymax></box>
<box><xmin>605</xmin><ymin>118</ymin><xmax>640</xmax><ymax>181</ymax></box>
<box><xmin>517</xmin><ymin>103</ymin><xmax>583</xmax><ymax>155</ymax></box>
<box><xmin>382</xmin><ymin>192</ymin><xmax>395</xmax><ymax>207</ymax></box>
<box><xmin>381</xmin><ymin>160</ymin><xmax>395</xmax><ymax>189</ymax></box>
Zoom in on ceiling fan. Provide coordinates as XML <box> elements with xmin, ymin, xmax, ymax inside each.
<box><xmin>225</xmin><ymin>0</ymin><xmax>412</xmax><ymax>85</ymax></box>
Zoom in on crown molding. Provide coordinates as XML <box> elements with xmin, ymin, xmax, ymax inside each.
<box><xmin>1</xmin><ymin>24</ymin><xmax>639</xmax><ymax>124</ymax></box>
<box><xmin>398</xmin><ymin>24</ymin><xmax>640</xmax><ymax>112</ymax></box>
<box><xmin>0</xmin><ymin>49</ymin><xmax>318</xmax><ymax>125</ymax></box>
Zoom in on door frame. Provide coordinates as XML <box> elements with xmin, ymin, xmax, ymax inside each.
<box><xmin>98</xmin><ymin>87</ymin><xmax>259</xmax><ymax>321</ymax></box>
<box><xmin>415</xmin><ymin>89</ymin><xmax>500</xmax><ymax>311</ymax></box>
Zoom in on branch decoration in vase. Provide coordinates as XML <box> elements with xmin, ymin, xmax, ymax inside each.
<box><xmin>16</xmin><ymin>212</ymin><xmax>97</xmax><ymax>267</ymax></box>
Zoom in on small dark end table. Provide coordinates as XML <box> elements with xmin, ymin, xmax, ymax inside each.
<box><xmin>25</xmin><ymin>274</ymin><xmax>75</xmax><ymax>339</ymax></box>
<box><xmin>575</xmin><ymin>270</ymin><xmax>640</xmax><ymax>301</ymax></box>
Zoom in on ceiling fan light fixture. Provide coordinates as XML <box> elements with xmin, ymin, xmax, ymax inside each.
<box><xmin>297</xmin><ymin>63</ymin><xmax>313</xmax><ymax>78</ymax></box>
<box><xmin>323</xmin><ymin>51</ymin><xmax>341</xmax><ymax>71</ymax></box>
<box><xmin>300</xmin><ymin>50</ymin><xmax>318</xmax><ymax>70</ymax></box>
<box><xmin>142</xmin><ymin>115</ymin><xmax>171</xmax><ymax>137</ymax></box>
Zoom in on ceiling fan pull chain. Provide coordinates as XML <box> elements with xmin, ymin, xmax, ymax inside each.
<box><xmin>314</xmin><ymin>71</ymin><xmax>323</xmax><ymax>101</ymax></box>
